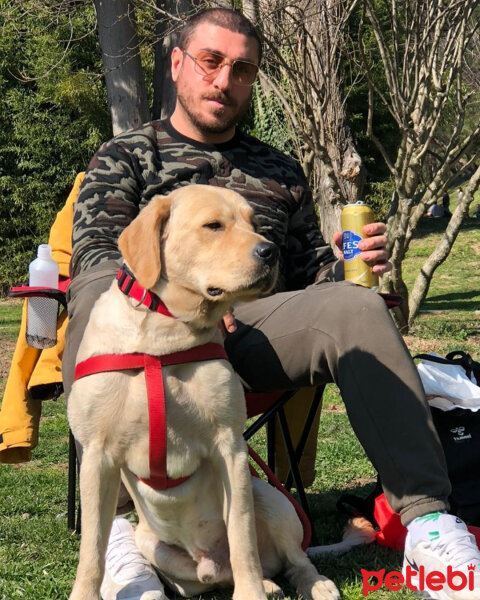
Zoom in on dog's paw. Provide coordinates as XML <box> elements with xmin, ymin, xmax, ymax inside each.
<box><xmin>308</xmin><ymin>576</ymin><xmax>341</xmax><ymax>600</ymax></box>
<box><xmin>262</xmin><ymin>578</ymin><xmax>284</xmax><ymax>597</ymax></box>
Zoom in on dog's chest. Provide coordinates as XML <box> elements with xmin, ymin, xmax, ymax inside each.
<box><xmin>126</xmin><ymin>458</ymin><xmax>231</xmax><ymax>553</ymax></box>
<box><xmin>122</xmin><ymin>359</ymin><xmax>247</xmax><ymax>482</ymax></box>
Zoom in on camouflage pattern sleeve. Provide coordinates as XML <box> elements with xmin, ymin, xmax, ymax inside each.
<box><xmin>284</xmin><ymin>164</ymin><xmax>337</xmax><ymax>290</ymax></box>
<box><xmin>70</xmin><ymin>128</ymin><xmax>157</xmax><ymax>278</ymax></box>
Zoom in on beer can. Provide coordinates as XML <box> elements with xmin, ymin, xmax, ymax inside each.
<box><xmin>341</xmin><ymin>201</ymin><xmax>379</xmax><ymax>289</ymax></box>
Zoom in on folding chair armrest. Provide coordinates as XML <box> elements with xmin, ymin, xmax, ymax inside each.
<box><xmin>9</xmin><ymin>284</ymin><xmax>68</xmax><ymax>309</ymax></box>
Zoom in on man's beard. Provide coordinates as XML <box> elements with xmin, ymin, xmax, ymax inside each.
<box><xmin>177</xmin><ymin>90</ymin><xmax>251</xmax><ymax>135</ymax></box>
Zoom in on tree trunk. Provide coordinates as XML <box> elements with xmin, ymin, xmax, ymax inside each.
<box><xmin>382</xmin><ymin>193</ymin><xmax>412</xmax><ymax>332</ymax></box>
<box><xmin>95</xmin><ymin>0</ymin><xmax>150</xmax><ymax>134</ymax></box>
<box><xmin>242</xmin><ymin>0</ymin><xmax>260</xmax><ymax>24</ymax></box>
<box><xmin>314</xmin><ymin>123</ymin><xmax>365</xmax><ymax>252</ymax></box>
<box><xmin>153</xmin><ymin>0</ymin><xmax>192</xmax><ymax>120</ymax></box>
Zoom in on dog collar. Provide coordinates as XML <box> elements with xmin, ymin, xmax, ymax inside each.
<box><xmin>117</xmin><ymin>265</ymin><xmax>174</xmax><ymax>317</ymax></box>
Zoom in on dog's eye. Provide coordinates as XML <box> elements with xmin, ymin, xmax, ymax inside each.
<box><xmin>203</xmin><ymin>221</ymin><xmax>224</xmax><ymax>231</ymax></box>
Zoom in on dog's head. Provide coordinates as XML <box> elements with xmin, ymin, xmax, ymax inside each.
<box><xmin>118</xmin><ymin>185</ymin><xmax>278</xmax><ymax>313</ymax></box>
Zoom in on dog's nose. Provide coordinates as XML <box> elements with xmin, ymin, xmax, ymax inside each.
<box><xmin>253</xmin><ymin>242</ymin><xmax>279</xmax><ymax>266</ymax></box>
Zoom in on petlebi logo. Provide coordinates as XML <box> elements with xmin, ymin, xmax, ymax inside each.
<box><xmin>361</xmin><ymin>564</ymin><xmax>476</xmax><ymax>596</ymax></box>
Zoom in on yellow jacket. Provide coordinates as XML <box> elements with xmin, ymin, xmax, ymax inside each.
<box><xmin>0</xmin><ymin>173</ymin><xmax>84</xmax><ymax>463</ymax></box>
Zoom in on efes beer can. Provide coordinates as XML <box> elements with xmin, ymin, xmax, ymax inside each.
<box><xmin>341</xmin><ymin>201</ymin><xmax>379</xmax><ymax>289</ymax></box>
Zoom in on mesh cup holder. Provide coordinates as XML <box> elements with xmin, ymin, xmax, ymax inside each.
<box><xmin>9</xmin><ymin>285</ymin><xmax>67</xmax><ymax>350</ymax></box>
<box><xmin>26</xmin><ymin>295</ymin><xmax>59</xmax><ymax>349</ymax></box>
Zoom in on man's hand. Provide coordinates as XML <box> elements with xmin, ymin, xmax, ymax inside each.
<box><xmin>222</xmin><ymin>309</ymin><xmax>237</xmax><ymax>335</ymax></box>
<box><xmin>333</xmin><ymin>222</ymin><xmax>392</xmax><ymax>275</ymax></box>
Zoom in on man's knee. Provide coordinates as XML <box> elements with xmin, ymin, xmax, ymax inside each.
<box><xmin>309</xmin><ymin>281</ymin><xmax>390</xmax><ymax>324</ymax></box>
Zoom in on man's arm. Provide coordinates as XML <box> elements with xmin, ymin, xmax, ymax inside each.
<box><xmin>70</xmin><ymin>140</ymin><xmax>144</xmax><ymax>279</ymax></box>
<box><xmin>285</xmin><ymin>171</ymin><xmax>337</xmax><ymax>290</ymax></box>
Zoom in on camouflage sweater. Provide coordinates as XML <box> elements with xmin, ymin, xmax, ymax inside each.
<box><xmin>71</xmin><ymin>119</ymin><xmax>336</xmax><ymax>292</ymax></box>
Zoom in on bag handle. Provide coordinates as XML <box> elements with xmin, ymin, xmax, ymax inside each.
<box><xmin>413</xmin><ymin>351</ymin><xmax>480</xmax><ymax>384</ymax></box>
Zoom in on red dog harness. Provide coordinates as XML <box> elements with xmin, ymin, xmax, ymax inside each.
<box><xmin>74</xmin><ymin>266</ymin><xmax>229</xmax><ymax>490</ymax></box>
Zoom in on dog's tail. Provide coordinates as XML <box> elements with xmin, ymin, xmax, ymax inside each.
<box><xmin>306</xmin><ymin>517</ymin><xmax>376</xmax><ymax>558</ymax></box>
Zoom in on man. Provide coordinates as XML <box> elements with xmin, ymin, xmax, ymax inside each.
<box><xmin>426</xmin><ymin>202</ymin><xmax>445</xmax><ymax>218</ymax></box>
<box><xmin>65</xmin><ymin>8</ymin><xmax>480</xmax><ymax>600</ymax></box>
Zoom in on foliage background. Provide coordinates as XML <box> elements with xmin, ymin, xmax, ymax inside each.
<box><xmin>0</xmin><ymin>2</ymin><xmax>111</xmax><ymax>292</ymax></box>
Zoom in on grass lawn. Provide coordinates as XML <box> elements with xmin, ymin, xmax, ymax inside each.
<box><xmin>1</xmin><ymin>211</ymin><xmax>479</xmax><ymax>599</ymax></box>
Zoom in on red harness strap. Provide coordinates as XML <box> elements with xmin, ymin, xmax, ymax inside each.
<box><xmin>74</xmin><ymin>342</ymin><xmax>228</xmax><ymax>490</ymax></box>
<box><xmin>248</xmin><ymin>446</ymin><xmax>312</xmax><ymax>551</ymax></box>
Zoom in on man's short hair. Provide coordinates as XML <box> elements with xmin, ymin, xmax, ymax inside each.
<box><xmin>178</xmin><ymin>8</ymin><xmax>263</xmax><ymax>64</ymax></box>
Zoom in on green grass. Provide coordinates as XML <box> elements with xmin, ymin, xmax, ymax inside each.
<box><xmin>0</xmin><ymin>298</ymin><xmax>23</xmax><ymax>342</ymax></box>
<box><xmin>1</xmin><ymin>210</ymin><xmax>479</xmax><ymax>599</ymax></box>
<box><xmin>0</xmin><ymin>397</ymin><xmax>80</xmax><ymax>600</ymax></box>
<box><xmin>403</xmin><ymin>213</ymin><xmax>480</xmax><ymax>357</ymax></box>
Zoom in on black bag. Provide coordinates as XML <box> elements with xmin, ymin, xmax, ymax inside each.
<box><xmin>338</xmin><ymin>352</ymin><xmax>480</xmax><ymax>528</ymax></box>
<box><xmin>415</xmin><ymin>351</ymin><xmax>480</xmax><ymax>526</ymax></box>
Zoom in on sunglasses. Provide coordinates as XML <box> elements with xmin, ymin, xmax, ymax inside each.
<box><xmin>183</xmin><ymin>50</ymin><xmax>259</xmax><ymax>86</ymax></box>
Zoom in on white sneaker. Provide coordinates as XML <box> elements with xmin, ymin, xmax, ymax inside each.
<box><xmin>403</xmin><ymin>513</ymin><xmax>480</xmax><ymax>599</ymax></box>
<box><xmin>101</xmin><ymin>517</ymin><xmax>165</xmax><ymax>600</ymax></box>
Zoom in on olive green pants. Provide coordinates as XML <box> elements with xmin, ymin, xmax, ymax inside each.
<box><xmin>64</xmin><ymin>263</ymin><xmax>450</xmax><ymax>526</ymax></box>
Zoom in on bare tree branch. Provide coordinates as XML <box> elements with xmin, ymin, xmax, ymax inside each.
<box><xmin>257</xmin><ymin>0</ymin><xmax>365</xmax><ymax>245</ymax></box>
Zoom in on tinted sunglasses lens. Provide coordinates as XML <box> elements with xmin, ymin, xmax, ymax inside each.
<box><xmin>232</xmin><ymin>61</ymin><xmax>258</xmax><ymax>85</ymax></box>
<box><xmin>196</xmin><ymin>52</ymin><xmax>223</xmax><ymax>74</ymax></box>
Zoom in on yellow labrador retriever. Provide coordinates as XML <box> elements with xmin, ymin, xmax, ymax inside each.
<box><xmin>67</xmin><ymin>185</ymin><xmax>340</xmax><ymax>600</ymax></box>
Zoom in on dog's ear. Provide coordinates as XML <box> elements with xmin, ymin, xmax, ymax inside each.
<box><xmin>118</xmin><ymin>195</ymin><xmax>172</xmax><ymax>290</ymax></box>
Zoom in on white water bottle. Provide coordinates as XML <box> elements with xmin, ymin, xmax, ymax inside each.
<box><xmin>26</xmin><ymin>244</ymin><xmax>59</xmax><ymax>349</ymax></box>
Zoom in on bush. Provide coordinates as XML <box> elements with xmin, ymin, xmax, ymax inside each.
<box><xmin>0</xmin><ymin>2</ymin><xmax>111</xmax><ymax>294</ymax></box>
<box><xmin>364</xmin><ymin>178</ymin><xmax>396</xmax><ymax>221</ymax></box>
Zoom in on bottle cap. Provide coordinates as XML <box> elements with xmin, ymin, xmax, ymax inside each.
<box><xmin>37</xmin><ymin>244</ymin><xmax>52</xmax><ymax>260</ymax></box>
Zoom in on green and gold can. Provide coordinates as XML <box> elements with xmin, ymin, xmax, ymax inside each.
<box><xmin>341</xmin><ymin>201</ymin><xmax>379</xmax><ymax>289</ymax></box>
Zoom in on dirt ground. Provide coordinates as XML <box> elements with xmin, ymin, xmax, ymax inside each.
<box><xmin>0</xmin><ymin>298</ymin><xmax>20</xmax><ymax>390</ymax></box>
<box><xmin>0</xmin><ymin>341</ymin><xmax>15</xmax><ymax>383</ymax></box>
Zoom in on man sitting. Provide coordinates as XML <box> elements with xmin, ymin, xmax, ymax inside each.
<box><xmin>426</xmin><ymin>202</ymin><xmax>445</xmax><ymax>218</ymax></box>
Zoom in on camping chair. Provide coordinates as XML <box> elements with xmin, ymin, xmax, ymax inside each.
<box><xmin>4</xmin><ymin>173</ymin><xmax>401</xmax><ymax>548</ymax></box>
